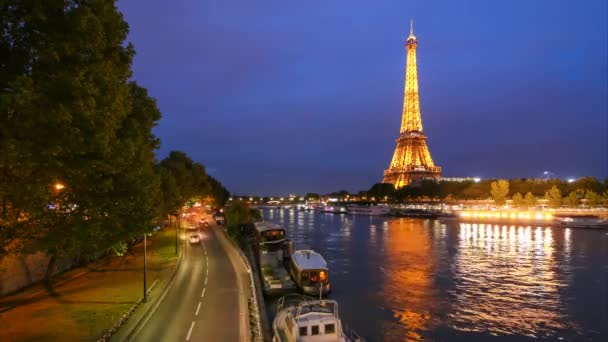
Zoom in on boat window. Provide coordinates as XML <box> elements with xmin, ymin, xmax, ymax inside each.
<box><xmin>301</xmin><ymin>271</ymin><xmax>309</xmax><ymax>282</ymax></box>
<box><xmin>309</xmin><ymin>271</ymin><xmax>319</xmax><ymax>283</ymax></box>
<box><xmin>260</xmin><ymin>229</ymin><xmax>285</xmax><ymax>242</ymax></box>
<box><xmin>299</xmin><ymin>326</ymin><xmax>308</xmax><ymax>336</ymax></box>
<box><xmin>311</xmin><ymin>325</ymin><xmax>319</xmax><ymax>335</ymax></box>
<box><xmin>324</xmin><ymin>323</ymin><xmax>335</xmax><ymax>334</ymax></box>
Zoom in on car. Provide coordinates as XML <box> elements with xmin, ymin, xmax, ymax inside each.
<box><xmin>189</xmin><ymin>234</ymin><xmax>200</xmax><ymax>244</ymax></box>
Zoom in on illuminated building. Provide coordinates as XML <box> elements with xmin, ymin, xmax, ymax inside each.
<box><xmin>383</xmin><ymin>21</ymin><xmax>441</xmax><ymax>189</ymax></box>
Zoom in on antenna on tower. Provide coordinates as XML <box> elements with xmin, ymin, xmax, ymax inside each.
<box><xmin>410</xmin><ymin>19</ymin><xmax>414</xmax><ymax>37</ymax></box>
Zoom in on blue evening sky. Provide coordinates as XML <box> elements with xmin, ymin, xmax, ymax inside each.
<box><xmin>118</xmin><ymin>0</ymin><xmax>607</xmax><ymax>195</ymax></box>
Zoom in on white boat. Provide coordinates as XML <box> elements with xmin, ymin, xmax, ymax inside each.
<box><xmin>319</xmin><ymin>204</ymin><xmax>347</xmax><ymax>214</ymax></box>
<box><xmin>273</xmin><ymin>296</ymin><xmax>363</xmax><ymax>342</ymax></box>
<box><xmin>289</xmin><ymin>250</ymin><xmax>330</xmax><ymax>296</ymax></box>
<box><xmin>346</xmin><ymin>204</ymin><xmax>390</xmax><ymax>216</ymax></box>
<box><xmin>555</xmin><ymin>215</ymin><xmax>608</xmax><ymax>229</ymax></box>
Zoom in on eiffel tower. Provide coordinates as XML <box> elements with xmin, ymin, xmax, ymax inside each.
<box><xmin>383</xmin><ymin>21</ymin><xmax>441</xmax><ymax>189</ymax></box>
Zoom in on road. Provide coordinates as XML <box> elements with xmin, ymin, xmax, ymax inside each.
<box><xmin>129</xmin><ymin>214</ymin><xmax>249</xmax><ymax>342</ymax></box>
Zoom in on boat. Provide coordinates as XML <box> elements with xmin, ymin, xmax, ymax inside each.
<box><xmin>273</xmin><ymin>296</ymin><xmax>363</xmax><ymax>342</ymax></box>
<box><xmin>254</xmin><ymin>222</ymin><xmax>296</xmax><ymax>294</ymax></box>
<box><xmin>346</xmin><ymin>204</ymin><xmax>390</xmax><ymax>216</ymax></box>
<box><xmin>259</xmin><ymin>200</ymin><xmax>282</xmax><ymax>209</ymax></box>
<box><xmin>289</xmin><ymin>250</ymin><xmax>330</xmax><ymax>296</ymax></box>
<box><xmin>554</xmin><ymin>215</ymin><xmax>608</xmax><ymax>229</ymax></box>
<box><xmin>319</xmin><ymin>203</ymin><xmax>347</xmax><ymax>214</ymax></box>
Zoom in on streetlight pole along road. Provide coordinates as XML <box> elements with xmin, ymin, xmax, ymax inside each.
<box><xmin>128</xmin><ymin>211</ymin><xmax>250</xmax><ymax>342</ymax></box>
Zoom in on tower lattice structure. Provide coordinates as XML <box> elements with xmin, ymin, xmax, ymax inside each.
<box><xmin>383</xmin><ymin>21</ymin><xmax>441</xmax><ymax>189</ymax></box>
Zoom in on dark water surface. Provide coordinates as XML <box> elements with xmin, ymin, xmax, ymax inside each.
<box><xmin>261</xmin><ymin>209</ymin><xmax>608</xmax><ymax>341</ymax></box>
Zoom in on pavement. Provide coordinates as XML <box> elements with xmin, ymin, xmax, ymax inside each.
<box><xmin>122</xmin><ymin>212</ymin><xmax>251</xmax><ymax>342</ymax></box>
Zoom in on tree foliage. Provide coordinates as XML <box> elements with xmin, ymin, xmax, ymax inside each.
<box><xmin>0</xmin><ymin>2</ymin><xmax>230</xmax><ymax>280</ymax></box>
<box><xmin>584</xmin><ymin>190</ymin><xmax>601</xmax><ymax>207</ymax></box>
<box><xmin>525</xmin><ymin>192</ymin><xmax>537</xmax><ymax>207</ymax></box>
<box><xmin>511</xmin><ymin>193</ymin><xmax>524</xmax><ymax>207</ymax></box>
<box><xmin>565</xmin><ymin>192</ymin><xmax>579</xmax><ymax>207</ymax></box>
<box><xmin>158</xmin><ymin>151</ymin><xmax>209</xmax><ymax>215</ymax></box>
<box><xmin>545</xmin><ymin>186</ymin><xmax>562</xmax><ymax>208</ymax></box>
<box><xmin>490</xmin><ymin>180</ymin><xmax>509</xmax><ymax>206</ymax></box>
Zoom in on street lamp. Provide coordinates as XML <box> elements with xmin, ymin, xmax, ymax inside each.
<box><xmin>54</xmin><ymin>182</ymin><xmax>65</xmax><ymax>191</ymax></box>
<box><xmin>143</xmin><ymin>233</ymin><xmax>147</xmax><ymax>302</ymax></box>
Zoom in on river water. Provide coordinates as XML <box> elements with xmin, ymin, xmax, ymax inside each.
<box><xmin>261</xmin><ymin>208</ymin><xmax>608</xmax><ymax>341</ymax></box>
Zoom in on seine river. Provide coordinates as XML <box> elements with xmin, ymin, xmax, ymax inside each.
<box><xmin>261</xmin><ymin>208</ymin><xmax>608</xmax><ymax>341</ymax></box>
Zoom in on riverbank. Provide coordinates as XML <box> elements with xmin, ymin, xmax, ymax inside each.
<box><xmin>0</xmin><ymin>226</ymin><xmax>181</xmax><ymax>341</ymax></box>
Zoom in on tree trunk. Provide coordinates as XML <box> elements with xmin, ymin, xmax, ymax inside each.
<box><xmin>44</xmin><ymin>251</ymin><xmax>58</xmax><ymax>285</ymax></box>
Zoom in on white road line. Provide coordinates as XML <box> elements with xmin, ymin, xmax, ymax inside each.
<box><xmin>186</xmin><ymin>321</ymin><xmax>195</xmax><ymax>341</ymax></box>
<box><xmin>204</xmin><ymin>277</ymin><xmax>208</xmax><ymax>286</ymax></box>
<box><xmin>201</xmin><ymin>287</ymin><xmax>206</xmax><ymax>298</ymax></box>
<box><xmin>195</xmin><ymin>301</ymin><xmax>201</xmax><ymax>316</ymax></box>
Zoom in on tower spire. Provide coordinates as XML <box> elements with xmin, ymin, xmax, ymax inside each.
<box><xmin>410</xmin><ymin>19</ymin><xmax>414</xmax><ymax>37</ymax></box>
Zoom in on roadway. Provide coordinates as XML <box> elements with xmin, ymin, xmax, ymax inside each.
<box><xmin>129</xmin><ymin>212</ymin><xmax>250</xmax><ymax>342</ymax></box>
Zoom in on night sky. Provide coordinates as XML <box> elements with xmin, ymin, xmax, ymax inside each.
<box><xmin>117</xmin><ymin>0</ymin><xmax>607</xmax><ymax>195</ymax></box>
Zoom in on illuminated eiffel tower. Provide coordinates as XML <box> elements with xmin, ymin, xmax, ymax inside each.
<box><xmin>383</xmin><ymin>21</ymin><xmax>441</xmax><ymax>189</ymax></box>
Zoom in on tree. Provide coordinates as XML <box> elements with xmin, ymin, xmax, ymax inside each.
<box><xmin>512</xmin><ymin>193</ymin><xmax>524</xmax><ymax>207</ymax></box>
<box><xmin>368</xmin><ymin>183</ymin><xmax>396</xmax><ymax>200</ymax></box>
<box><xmin>545</xmin><ymin>186</ymin><xmax>562</xmax><ymax>208</ymax></box>
<box><xmin>525</xmin><ymin>192</ymin><xmax>537</xmax><ymax>207</ymax></box>
<box><xmin>584</xmin><ymin>190</ymin><xmax>601</xmax><ymax>207</ymax></box>
<box><xmin>225</xmin><ymin>201</ymin><xmax>255</xmax><ymax>239</ymax></box>
<box><xmin>601</xmin><ymin>191</ymin><xmax>608</xmax><ymax>206</ymax></box>
<box><xmin>565</xmin><ymin>192</ymin><xmax>579</xmax><ymax>207</ymax></box>
<box><xmin>158</xmin><ymin>151</ymin><xmax>209</xmax><ymax>215</ymax></box>
<box><xmin>490</xmin><ymin>180</ymin><xmax>509</xmax><ymax>206</ymax></box>
<box><xmin>208</xmin><ymin>176</ymin><xmax>230</xmax><ymax>207</ymax></box>
<box><xmin>305</xmin><ymin>193</ymin><xmax>320</xmax><ymax>201</ymax></box>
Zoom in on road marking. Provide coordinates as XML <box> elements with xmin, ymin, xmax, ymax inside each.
<box><xmin>195</xmin><ymin>301</ymin><xmax>201</xmax><ymax>316</ymax></box>
<box><xmin>186</xmin><ymin>321</ymin><xmax>195</xmax><ymax>341</ymax></box>
<box><xmin>201</xmin><ymin>287</ymin><xmax>205</xmax><ymax>298</ymax></box>
<box><xmin>204</xmin><ymin>277</ymin><xmax>208</xmax><ymax>286</ymax></box>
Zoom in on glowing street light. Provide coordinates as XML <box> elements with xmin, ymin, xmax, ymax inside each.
<box><xmin>54</xmin><ymin>183</ymin><xmax>65</xmax><ymax>191</ymax></box>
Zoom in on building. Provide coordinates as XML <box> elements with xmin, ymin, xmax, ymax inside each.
<box><xmin>383</xmin><ymin>21</ymin><xmax>441</xmax><ymax>189</ymax></box>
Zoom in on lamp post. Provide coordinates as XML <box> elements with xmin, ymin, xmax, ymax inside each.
<box><xmin>143</xmin><ymin>233</ymin><xmax>147</xmax><ymax>303</ymax></box>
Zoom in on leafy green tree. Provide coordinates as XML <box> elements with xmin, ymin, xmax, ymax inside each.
<box><xmin>565</xmin><ymin>192</ymin><xmax>579</xmax><ymax>207</ymax></box>
<box><xmin>305</xmin><ymin>193</ymin><xmax>320</xmax><ymax>201</ymax></box>
<box><xmin>158</xmin><ymin>151</ymin><xmax>209</xmax><ymax>215</ymax></box>
<box><xmin>602</xmin><ymin>191</ymin><xmax>608</xmax><ymax>206</ymax></box>
<box><xmin>225</xmin><ymin>201</ymin><xmax>255</xmax><ymax>239</ymax></box>
<box><xmin>545</xmin><ymin>186</ymin><xmax>562</xmax><ymax>208</ymax></box>
<box><xmin>525</xmin><ymin>192</ymin><xmax>537</xmax><ymax>207</ymax></box>
<box><xmin>208</xmin><ymin>176</ymin><xmax>230</xmax><ymax>207</ymax></box>
<box><xmin>490</xmin><ymin>180</ymin><xmax>509</xmax><ymax>206</ymax></box>
<box><xmin>368</xmin><ymin>183</ymin><xmax>396</xmax><ymax>200</ymax></box>
<box><xmin>511</xmin><ymin>192</ymin><xmax>524</xmax><ymax>207</ymax></box>
<box><xmin>0</xmin><ymin>0</ymin><xmax>169</xmax><ymax>280</ymax></box>
<box><xmin>584</xmin><ymin>190</ymin><xmax>601</xmax><ymax>207</ymax></box>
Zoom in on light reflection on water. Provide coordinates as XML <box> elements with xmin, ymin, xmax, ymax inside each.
<box><xmin>262</xmin><ymin>209</ymin><xmax>608</xmax><ymax>341</ymax></box>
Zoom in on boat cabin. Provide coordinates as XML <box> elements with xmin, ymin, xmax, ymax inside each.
<box><xmin>254</xmin><ymin>221</ymin><xmax>287</xmax><ymax>245</ymax></box>
<box><xmin>273</xmin><ymin>299</ymin><xmax>362</xmax><ymax>342</ymax></box>
<box><xmin>290</xmin><ymin>250</ymin><xmax>330</xmax><ymax>295</ymax></box>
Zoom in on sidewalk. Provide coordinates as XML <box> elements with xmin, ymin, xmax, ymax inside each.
<box><xmin>0</xmin><ymin>227</ymin><xmax>181</xmax><ymax>341</ymax></box>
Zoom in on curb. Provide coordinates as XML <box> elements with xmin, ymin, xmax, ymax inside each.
<box><xmin>98</xmin><ymin>234</ymin><xmax>185</xmax><ymax>342</ymax></box>
<box><xmin>222</xmin><ymin>228</ymin><xmax>264</xmax><ymax>342</ymax></box>
<box><xmin>97</xmin><ymin>279</ymin><xmax>159</xmax><ymax>342</ymax></box>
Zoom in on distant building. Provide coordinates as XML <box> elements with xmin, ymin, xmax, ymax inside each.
<box><xmin>438</xmin><ymin>177</ymin><xmax>481</xmax><ymax>183</ymax></box>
